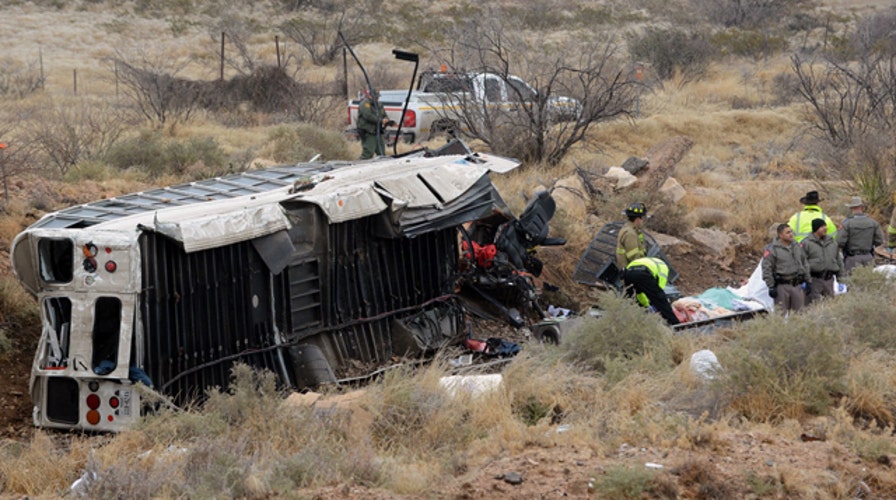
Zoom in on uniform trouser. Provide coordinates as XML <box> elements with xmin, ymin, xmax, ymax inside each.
<box><xmin>622</xmin><ymin>268</ymin><xmax>680</xmax><ymax>325</ymax></box>
<box><xmin>807</xmin><ymin>277</ymin><xmax>835</xmax><ymax>303</ymax></box>
<box><xmin>844</xmin><ymin>254</ymin><xmax>872</xmax><ymax>274</ymax></box>
<box><xmin>359</xmin><ymin>130</ymin><xmax>385</xmax><ymax>159</ymax></box>
<box><xmin>775</xmin><ymin>283</ymin><xmax>805</xmax><ymax>313</ymax></box>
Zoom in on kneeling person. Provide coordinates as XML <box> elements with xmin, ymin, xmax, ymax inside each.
<box><xmin>622</xmin><ymin>257</ymin><xmax>680</xmax><ymax>325</ymax></box>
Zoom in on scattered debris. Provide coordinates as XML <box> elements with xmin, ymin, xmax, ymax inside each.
<box><xmin>439</xmin><ymin>374</ymin><xmax>503</xmax><ymax>398</ymax></box>
<box><xmin>689</xmin><ymin>350</ymin><xmax>721</xmax><ymax>380</ymax></box>
<box><xmin>497</xmin><ymin>471</ymin><xmax>524</xmax><ymax>485</ymax></box>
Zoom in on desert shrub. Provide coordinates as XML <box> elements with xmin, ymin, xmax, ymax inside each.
<box><xmin>503</xmin><ymin>351</ymin><xmax>600</xmax><ymax>427</ymax></box>
<box><xmin>0</xmin><ymin>274</ymin><xmax>39</xmax><ymax>353</ymax></box>
<box><xmin>835</xmin><ymin>267</ymin><xmax>896</xmax><ymax>352</ymax></box>
<box><xmin>717</xmin><ymin>314</ymin><xmax>847</xmax><ymax>421</ymax></box>
<box><xmin>770</xmin><ymin>71</ymin><xmax>801</xmax><ymax>106</ymax></box>
<box><xmin>260</xmin><ymin>124</ymin><xmax>354</xmax><ymax>164</ymax></box>
<box><xmin>366</xmin><ymin>364</ymin><xmax>473</xmax><ymax>457</ymax></box>
<box><xmin>0</xmin><ymin>56</ymin><xmax>43</xmax><ymax>98</ymax></box>
<box><xmin>842</xmin><ymin>351</ymin><xmax>896</xmax><ymax>427</ymax></box>
<box><xmin>104</xmin><ymin>130</ymin><xmax>167</xmax><ymax>174</ymax></box>
<box><xmin>674</xmin><ymin>458</ymin><xmax>733</xmax><ymax>498</ymax></box>
<box><xmin>104</xmin><ymin>131</ymin><xmax>227</xmax><ymax>178</ymax></box>
<box><xmin>62</xmin><ymin>159</ymin><xmax>113</xmax><ymax>182</ymax></box>
<box><xmin>627</xmin><ymin>27</ymin><xmax>717</xmax><ymax>83</ymax></box>
<box><xmin>562</xmin><ymin>292</ymin><xmax>674</xmax><ymax>384</ymax></box>
<box><xmin>595</xmin><ymin>465</ymin><xmax>668</xmax><ymax>499</ymax></box>
<box><xmin>164</xmin><ymin>136</ymin><xmax>227</xmax><ymax>175</ymax></box>
<box><xmin>710</xmin><ymin>29</ymin><xmax>789</xmax><ymax>59</ymax></box>
<box><xmin>745</xmin><ymin>471</ymin><xmax>782</xmax><ymax>497</ymax></box>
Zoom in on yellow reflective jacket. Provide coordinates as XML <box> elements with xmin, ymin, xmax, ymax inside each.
<box><xmin>788</xmin><ymin>205</ymin><xmax>837</xmax><ymax>243</ymax></box>
<box><xmin>626</xmin><ymin>257</ymin><xmax>670</xmax><ymax>307</ymax></box>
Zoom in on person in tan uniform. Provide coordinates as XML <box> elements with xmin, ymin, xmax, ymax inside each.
<box><xmin>762</xmin><ymin>223</ymin><xmax>809</xmax><ymax>313</ymax></box>
<box><xmin>616</xmin><ymin>202</ymin><xmax>647</xmax><ymax>271</ymax></box>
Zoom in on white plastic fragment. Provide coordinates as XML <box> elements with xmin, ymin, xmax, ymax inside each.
<box><xmin>439</xmin><ymin>374</ymin><xmax>503</xmax><ymax>398</ymax></box>
<box><xmin>689</xmin><ymin>349</ymin><xmax>722</xmax><ymax>380</ymax></box>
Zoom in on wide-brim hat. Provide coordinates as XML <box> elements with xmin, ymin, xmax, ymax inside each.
<box><xmin>800</xmin><ymin>190</ymin><xmax>822</xmax><ymax>204</ymax></box>
<box><xmin>844</xmin><ymin>196</ymin><xmax>865</xmax><ymax>208</ymax></box>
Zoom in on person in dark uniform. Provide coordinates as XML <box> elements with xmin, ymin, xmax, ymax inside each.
<box><xmin>802</xmin><ymin>218</ymin><xmax>843</xmax><ymax>303</ymax></box>
<box><xmin>357</xmin><ymin>89</ymin><xmax>393</xmax><ymax>159</ymax></box>
<box><xmin>621</xmin><ymin>256</ymin><xmax>679</xmax><ymax>325</ymax></box>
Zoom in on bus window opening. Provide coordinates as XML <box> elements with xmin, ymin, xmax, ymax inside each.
<box><xmin>43</xmin><ymin>297</ymin><xmax>72</xmax><ymax>368</ymax></box>
<box><xmin>38</xmin><ymin>238</ymin><xmax>74</xmax><ymax>284</ymax></box>
<box><xmin>92</xmin><ymin>297</ymin><xmax>122</xmax><ymax>375</ymax></box>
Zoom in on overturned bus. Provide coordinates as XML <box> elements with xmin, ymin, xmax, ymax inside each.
<box><xmin>10</xmin><ymin>141</ymin><xmax>553</xmax><ymax>432</ymax></box>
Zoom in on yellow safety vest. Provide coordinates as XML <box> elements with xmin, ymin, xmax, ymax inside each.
<box><xmin>788</xmin><ymin>205</ymin><xmax>837</xmax><ymax>243</ymax></box>
<box><xmin>626</xmin><ymin>257</ymin><xmax>670</xmax><ymax>307</ymax></box>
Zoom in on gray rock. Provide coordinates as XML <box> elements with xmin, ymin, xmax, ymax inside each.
<box><xmin>501</xmin><ymin>471</ymin><xmax>524</xmax><ymax>485</ymax></box>
<box><xmin>621</xmin><ymin>156</ymin><xmax>648</xmax><ymax>175</ymax></box>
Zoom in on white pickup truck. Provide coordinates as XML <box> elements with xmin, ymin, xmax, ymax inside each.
<box><xmin>347</xmin><ymin>71</ymin><xmax>580</xmax><ymax>144</ymax></box>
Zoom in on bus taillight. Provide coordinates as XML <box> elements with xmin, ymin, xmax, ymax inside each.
<box><xmin>86</xmin><ymin>394</ymin><xmax>100</xmax><ymax>409</ymax></box>
<box><xmin>86</xmin><ymin>410</ymin><xmax>100</xmax><ymax>425</ymax></box>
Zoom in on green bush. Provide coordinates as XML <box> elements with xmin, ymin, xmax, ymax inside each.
<box><xmin>595</xmin><ymin>465</ymin><xmax>666</xmax><ymax>499</ymax></box>
<box><xmin>104</xmin><ymin>130</ymin><xmax>167</xmax><ymax>175</ymax></box>
<box><xmin>62</xmin><ymin>159</ymin><xmax>112</xmax><ymax>182</ymax></box>
<box><xmin>717</xmin><ymin>314</ymin><xmax>847</xmax><ymax>421</ymax></box>
<box><xmin>562</xmin><ymin>292</ymin><xmax>674</xmax><ymax>384</ymax></box>
<box><xmin>627</xmin><ymin>27</ymin><xmax>717</xmax><ymax>82</ymax></box>
<box><xmin>261</xmin><ymin>124</ymin><xmax>354</xmax><ymax>164</ymax></box>
<box><xmin>710</xmin><ymin>29</ymin><xmax>789</xmax><ymax>60</ymax></box>
<box><xmin>837</xmin><ymin>266</ymin><xmax>896</xmax><ymax>352</ymax></box>
<box><xmin>104</xmin><ymin>131</ymin><xmax>227</xmax><ymax>178</ymax></box>
<box><xmin>165</xmin><ymin>136</ymin><xmax>227</xmax><ymax>175</ymax></box>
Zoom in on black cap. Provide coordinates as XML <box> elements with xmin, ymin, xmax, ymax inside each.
<box><xmin>811</xmin><ymin>218</ymin><xmax>826</xmax><ymax>233</ymax></box>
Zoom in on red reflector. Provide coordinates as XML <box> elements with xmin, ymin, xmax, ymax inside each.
<box><xmin>105</xmin><ymin>261</ymin><xmax>117</xmax><ymax>273</ymax></box>
<box><xmin>107</xmin><ymin>414</ymin><xmax>114</xmax><ymax>422</ymax></box>
<box><xmin>86</xmin><ymin>410</ymin><xmax>100</xmax><ymax>425</ymax></box>
<box><xmin>109</xmin><ymin>397</ymin><xmax>120</xmax><ymax>409</ymax></box>
<box><xmin>105</xmin><ymin>247</ymin><xmax>112</xmax><ymax>254</ymax></box>
<box><xmin>86</xmin><ymin>394</ymin><xmax>100</xmax><ymax>409</ymax></box>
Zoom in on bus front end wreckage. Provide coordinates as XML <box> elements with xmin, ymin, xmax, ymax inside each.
<box><xmin>10</xmin><ymin>140</ymin><xmax>564</xmax><ymax>432</ymax></box>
